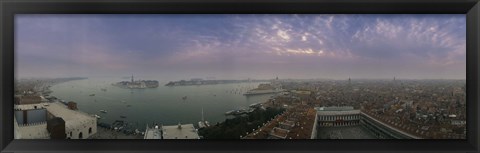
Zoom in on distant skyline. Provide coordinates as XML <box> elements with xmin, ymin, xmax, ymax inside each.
<box><xmin>15</xmin><ymin>14</ymin><xmax>466</xmax><ymax>81</ymax></box>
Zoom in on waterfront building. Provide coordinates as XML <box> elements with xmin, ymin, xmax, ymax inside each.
<box><xmin>14</xmin><ymin>101</ymin><xmax>96</xmax><ymax>139</ymax></box>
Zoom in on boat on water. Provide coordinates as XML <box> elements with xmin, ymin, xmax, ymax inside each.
<box><xmin>93</xmin><ymin>114</ymin><xmax>101</xmax><ymax>119</ymax></box>
<box><xmin>120</xmin><ymin>116</ymin><xmax>127</xmax><ymax>118</ymax></box>
<box><xmin>89</xmin><ymin>94</ymin><xmax>95</xmax><ymax>96</ymax></box>
<box><xmin>101</xmin><ymin>88</ymin><xmax>107</xmax><ymax>92</ymax></box>
<box><xmin>198</xmin><ymin>108</ymin><xmax>210</xmax><ymax>128</ymax></box>
<box><xmin>182</xmin><ymin>96</ymin><xmax>187</xmax><ymax>100</ymax></box>
<box><xmin>249</xmin><ymin>102</ymin><xmax>262</xmax><ymax>108</ymax></box>
<box><xmin>225</xmin><ymin>108</ymin><xmax>248</xmax><ymax>116</ymax></box>
<box><xmin>100</xmin><ymin>110</ymin><xmax>107</xmax><ymax>113</ymax></box>
<box><xmin>225</xmin><ymin>110</ymin><xmax>236</xmax><ymax>115</ymax></box>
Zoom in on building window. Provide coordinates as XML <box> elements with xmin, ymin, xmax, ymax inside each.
<box><xmin>70</xmin><ymin>132</ymin><xmax>72</xmax><ymax>137</ymax></box>
<box><xmin>79</xmin><ymin>132</ymin><xmax>83</xmax><ymax>139</ymax></box>
<box><xmin>89</xmin><ymin>127</ymin><xmax>92</xmax><ymax>134</ymax></box>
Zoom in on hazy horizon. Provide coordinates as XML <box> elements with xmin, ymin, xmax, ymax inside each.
<box><xmin>15</xmin><ymin>14</ymin><xmax>466</xmax><ymax>80</ymax></box>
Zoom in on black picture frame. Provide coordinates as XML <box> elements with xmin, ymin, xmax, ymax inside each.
<box><xmin>1</xmin><ymin>0</ymin><xmax>479</xmax><ymax>152</ymax></box>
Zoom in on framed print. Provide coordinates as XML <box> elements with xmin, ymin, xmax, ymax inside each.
<box><xmin>1</xmin><ymin>0</ymin><xmax>479</xmax><ymax>152</ymax></box>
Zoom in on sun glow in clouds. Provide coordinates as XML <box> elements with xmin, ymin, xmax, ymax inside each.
<box><xmin>277</xmin><ymin>30</ymin><xmax>291</xmax><ymax>41</ymax></box>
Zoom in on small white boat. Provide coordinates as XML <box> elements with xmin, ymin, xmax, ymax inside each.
<box><xmin>249</xmin><ymin>102</ymin><xmax>262</xmax><ymax>107</ymax></box>
<box><xmin>93</xmin><ymin>114</ymin><xmax>101</xmax><ymax>119</ymax></box>
<box><xmin>100</xmin><ymin>110</ymin><xmax>107</xmax><ymax>113</ymax></box>
<box><xmin>225</xmin><ymin>110</ymin><xmax>235</xmax><ymax>115</ymax></box>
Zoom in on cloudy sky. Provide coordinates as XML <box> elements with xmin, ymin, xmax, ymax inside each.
<box><xmin>15</xmin><ymin>14</ymin><xmax>466</xmax><ymax>80</ymax></box>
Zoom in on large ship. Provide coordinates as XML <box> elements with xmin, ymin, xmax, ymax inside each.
<box><xmin>243</xmin><ymin>83</ymin><xmax>284</xmax><ymax>95</ymax></box>
<box><xmin>243</xmin><ymin>89</ymin><xmax>284</xmax><ymax>95</ymax></box>
<box><xmin>165</xmin><ymin>78</ymin><xmax>269</xmax><ymax>86</ymax></box>
<box><xmin>112</xmin><ymin>75</ymin><xmax>159</xmax><ymax>89</ymax></box>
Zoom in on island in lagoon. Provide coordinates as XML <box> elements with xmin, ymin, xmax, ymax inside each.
<box><xmin>112</xmin><ymin>75</ymin><xmax>159</xmax><ymax>89</ymax></box>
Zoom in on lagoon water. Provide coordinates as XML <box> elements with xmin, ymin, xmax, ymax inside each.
<box><xmin>50</xmin><ymin>77</ymin><xmax>271</xmax><ymax>130</ymax></box>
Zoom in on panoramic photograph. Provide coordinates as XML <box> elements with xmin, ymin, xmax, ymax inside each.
<box><xmin>14</xmin><ymin>14</ymin><xmax>466</xmax><ymax>139</ymax></box>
